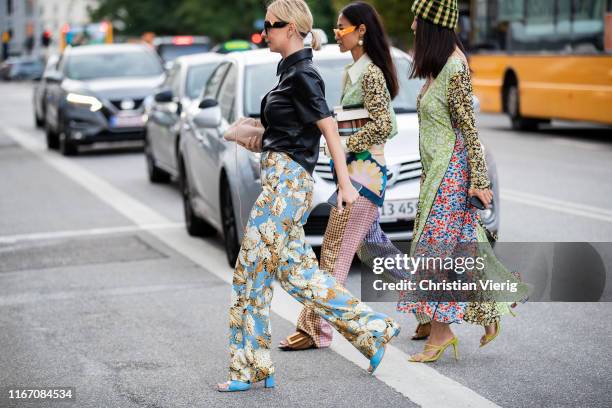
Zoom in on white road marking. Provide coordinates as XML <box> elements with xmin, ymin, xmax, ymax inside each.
<box><xmin>5</xmin><ymin>126</ymin><xmax>500</xmax><ymax>408</ymax></box>
<box><xmin>0</xmin><ymin>223</ymin><xmax>184</xmax><ymax>244</ymax></box>
<box><xmin>501</xmin><ymin>188</ymin><xmax>612</xmax><ymax>223</ymax></box>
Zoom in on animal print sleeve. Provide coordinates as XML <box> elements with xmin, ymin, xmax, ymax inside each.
<box><xmin>346</xmin><ymin>64</ymin><xmax>393</xmax><ymax>153</ymax></box>
<box><xmin>447</xmin><ymin>66</ymin><xmax>491</xmax><ymax>190</ymax></box>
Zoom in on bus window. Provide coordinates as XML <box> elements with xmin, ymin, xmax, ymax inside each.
<box><xmin>573</xmin><ymin>0</ymin><xmax>605</xmax><ymax>52</ymax></box>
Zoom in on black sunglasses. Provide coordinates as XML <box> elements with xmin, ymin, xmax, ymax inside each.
<box><xmin>264</xmin><ymin>20</ymin><xmax>289</xmax><ymax>34</ymax></box>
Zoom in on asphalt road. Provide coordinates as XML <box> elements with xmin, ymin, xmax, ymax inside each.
<box><xmin>1</xmin><ymin>81</ymin><xmax>611</xmax><ymax>408</ymax></box>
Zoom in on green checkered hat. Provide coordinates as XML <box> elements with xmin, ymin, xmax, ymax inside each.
<box><xmin>412</xmin><ymin>0</ymin><xmax>459</xmax><ymax>30</ymax></box>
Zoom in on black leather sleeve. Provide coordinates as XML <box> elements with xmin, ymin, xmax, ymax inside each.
<box><xmin>291</xmin><ymin>69</ymin><xmax>332</xmax><ymax>124</ymax></box>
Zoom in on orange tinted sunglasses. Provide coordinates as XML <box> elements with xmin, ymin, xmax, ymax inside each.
<box><xmin>333</xmin><ymin>25</ymin><xmax>357</xmax><ymax>37</ymax></box>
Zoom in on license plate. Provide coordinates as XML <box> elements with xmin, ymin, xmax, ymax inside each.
<box><xmin>110</xmin><ymin>114</ymin><xmax>144</xmax><ymax>128</ymax></box>
<box><xmin>379</xmin><ymin>199</ymin><xmax>418</xmax><ymax>221</ymax></box>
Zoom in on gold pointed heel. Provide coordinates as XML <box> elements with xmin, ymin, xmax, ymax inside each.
<box><xmin>480</xmin><ymin>320</ymin><xmax>500</xmax><ymax>348</ymax></box>
<box><xmin>408</xmin><ymin>336</ymin><xmax>459</xmax><ymax>363</ymax></box>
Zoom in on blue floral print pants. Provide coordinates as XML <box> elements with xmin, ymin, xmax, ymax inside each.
<box><xmin>228</xmin><ymin>151</ymin><xmax>399</xmax><ymax>383</ymax></box>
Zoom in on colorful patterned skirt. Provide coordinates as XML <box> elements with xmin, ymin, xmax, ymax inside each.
<box><xmin>397</xmin><ymin>130</ymin><xmax>480</xmax><ymax>324</ymax></box>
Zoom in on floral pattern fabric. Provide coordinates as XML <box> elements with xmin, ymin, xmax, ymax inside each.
<box><xmin>228</xmin><ymin>151</ymin><xmax>399</xmax><ymax>382</ymax></box>
<box><xmin>396</xmin><ymin>129</ymin><xmax>476</xmax><ymax>323</ymax></box>
<box><xmin>399</xmin><ymin>56</ymin><xmax>528</xmax><ymax>324</ymax></box>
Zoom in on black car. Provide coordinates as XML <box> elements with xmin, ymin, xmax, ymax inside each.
<box><xmin>33</xmin><ymin>54</ymin><xmax>60</xmax><ymax>128</ymax></box>
<box><xmin>44</xmin><ymin>44</ymin><xmax>165</xmax><ymax>155</ymax></box>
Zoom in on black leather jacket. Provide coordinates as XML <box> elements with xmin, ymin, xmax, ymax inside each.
<box><xmin>260</xmin><ymin>48</ymin><xmax>332</xmax><ymax>175</ymax></box>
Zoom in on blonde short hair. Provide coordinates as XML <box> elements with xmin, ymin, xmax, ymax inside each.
<box><xmin>267</xmin><ymin>0</ymin><xmax>321</xmax><ymax>50</ymax></box>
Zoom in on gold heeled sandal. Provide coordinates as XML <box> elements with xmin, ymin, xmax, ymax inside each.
<box><xmin>480</xmin><ymin>320</ymin><xmax>500</xmax><ymax>348</ymax></box>
<box><xmin>408</xmin><ymin>336</ymin><xmax>459</xmax><ymax>363</ymax></box>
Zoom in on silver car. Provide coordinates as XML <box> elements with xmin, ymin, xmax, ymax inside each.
<box><xmin>179</xmin><ymin>45</ymin><xmax>500</xmax><ymax>265</ymax></box>
<box><xmin>144</xmin><ymin>52</ymin><xmax>225</xmax><ymax>182</ymax></box>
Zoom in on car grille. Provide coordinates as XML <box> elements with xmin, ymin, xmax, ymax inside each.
<box><xmin>110</xmin><ymin>98</ymin><xmax>145</xmax><ymax>111</ymax></box>
<box><xmin>314</xmin><ymin>158</ymin><xmax>422</xmax><ymax>185</ymax></box>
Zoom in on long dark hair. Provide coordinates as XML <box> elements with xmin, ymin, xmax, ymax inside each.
<box><xmin>410</xmin><ymin>17</ymin><xmax>467</xmax><ymax>79</ymax></box>
<box><xmin>341</xmin><ymin>2</ymin><xmax>399</xmax><ymax>99</ymax></box>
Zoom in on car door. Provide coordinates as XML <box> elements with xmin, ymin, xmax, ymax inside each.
<box><xmin>198</xmin><ymin>62</ymin><xmax>237</xmax><ymax>219</ymax></box>
<box><xmin>148</xmin><ymin>63</ymin><xmax>181</xmax><ymax>169</ymax></box>
<box><xmin>175</xmin><ymin>61</ymin><xmax>221</xmax><ymax>172</ymax></box>
<box><xmin>183</xmin><ymin>62</ymin><xmax>230</xmax><ymax>221</ymax></box>
<box><xmin>35</xmin><ymin>55</ymin><xmax>58</xmax><ymax>119</ymax></box>
<box><xmin>44</xmin><ymin>54</ymin><xmax>66</xmax><ymax>132</ymax></box>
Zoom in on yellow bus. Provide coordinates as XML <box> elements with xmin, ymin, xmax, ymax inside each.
<box><xmin>466</xmin><ymin>0</ymin><xmax>612</xmax><ymax>129</ymax></box>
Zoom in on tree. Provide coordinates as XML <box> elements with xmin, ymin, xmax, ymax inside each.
<box><xmin>89</xmin><ymin>0</ymin><xmax>188</xmax><ymax>36</ymax></box>
<box><xmin>90</xmin><ymin>0</ymin><xmax>338</xmax><ymax>43</ymax></box>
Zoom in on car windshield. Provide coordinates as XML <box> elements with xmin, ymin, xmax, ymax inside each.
<box><xmin>243</xmin><ymin>56</ymin><xmax>423</xmax><ymax>118</ymax></box>
<box><xmin>158</xmin><ymin>44</ymin><xmax>210</xmax><ymax>62</ymax></box>
<box><xmin>65</xmin><ymin>51</ymin><xmax>163</xmax><ymax>80</ymax></box>
<box><xmin>186</xmin><ymin>63</ymin><xmax>218</xmax><ymax>99</ymax></box>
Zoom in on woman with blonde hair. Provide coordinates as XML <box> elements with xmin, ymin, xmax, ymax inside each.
<box><xmin>216</xmin><ymin>0</ymin><xmax>400</xmax><ymax>392</ymax></box>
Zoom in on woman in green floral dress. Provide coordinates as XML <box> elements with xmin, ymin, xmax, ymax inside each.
<box><xmin>399</xmin><ymin>0</ymin><xmax>529</xmax><ymax>363</ymax></box>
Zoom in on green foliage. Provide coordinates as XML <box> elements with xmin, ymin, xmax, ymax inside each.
<box><xmin>90</xmin><ymin>0</ymin><xmax>338</xmax><ymax>42</ymax></box>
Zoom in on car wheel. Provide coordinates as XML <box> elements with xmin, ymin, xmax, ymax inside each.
<box><xmin>45</xmin><ymin>120</ymin><xmax>59</xmax><ymax>150</ymax></box>
<box><xmin>145</xmin><ymin>135</ymin><xmax>170</xmax><ymax>183</ymax></box>
<box><xmin>180</xmin><ymin>157</ymin><xmax>216</xmax><ymax>237</ymax></box>
<box><xmin>506</xmin><ymin>84</ymin><xmax>540</xmax><ymax>131</ymax></box>
<box><xmin>221</xmin><ymin>179</ymin><xmax>240</xmax><ymax>267</ymax></box>
<box><xmin>59</xmin><ymin>129</ymin><xmax>78</xmax><ymax>156</ymax></box>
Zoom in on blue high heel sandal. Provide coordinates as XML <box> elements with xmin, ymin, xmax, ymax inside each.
<box><xmin>217</xmin><ymin>374</ymin><xmax>275</xmax><ymax>392</ymax></box>
<box><xmin>368</xmin><ymin>327</ymin><xmax>400</xmax><ymax>375</ymax></box>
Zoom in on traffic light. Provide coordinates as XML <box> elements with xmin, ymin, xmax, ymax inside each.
<box><xmin>41</xmin><ymin>30</ymin><xmax>51</xmax><ymax>47</ymax></box>
<box><xmin>251</xmin><ymin>32</ymin><xmax>265</xmax><ymax>48</ymax></box>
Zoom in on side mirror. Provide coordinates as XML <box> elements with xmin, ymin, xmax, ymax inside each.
<box><xmin>194</xmin><ymin>98</ymin><xmax>221</xmax><ymax>128</ymax></box>
<box><xmin>154</xmin><ymin>89</ymin><xmax>173</xmax><ymax>103</ymax></box>
<box><xmin>198</xmin><ymin>97</ymin><xmax>218</xmax><ymax>109</ymax></box>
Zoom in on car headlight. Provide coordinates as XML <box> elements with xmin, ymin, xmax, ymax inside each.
<box><xmin>66</xmin><ymin>93</ymin><xmax>103</xmax><ymax>112</ymax></box>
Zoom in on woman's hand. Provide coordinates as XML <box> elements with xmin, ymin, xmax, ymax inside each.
<box><xmin>468</xmin><ymin>188</ymin><xmax>493</xmax><ymax>208</ymax></box>
<box><xmin>337</xmin><ymin>182</ymin><xmax>359</xmax><ymax>213</ymax></box>
<box><xmin>224</xmin><ymin>117</ymin><xmax>264</xmax><ymax>152</ymax></box>
<box><xmin>242</xmin><ymin>133</ymin><xmax>262</xmax><ymax>152</ymax></box>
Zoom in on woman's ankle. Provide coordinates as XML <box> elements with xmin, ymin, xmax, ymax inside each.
<box><xmin>429</xmin><ymin>321</ymin><xmax>454</xmax><ymax>343</ymax></box>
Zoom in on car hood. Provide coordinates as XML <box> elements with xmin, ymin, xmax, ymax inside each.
<box><xmin>385</xmin><ymin>113</ymin><xmax>419</xmax><ymax>163</ymax></box>
<box><xmin>63</xmin><ymin>76</ymin><xmax>165</xmax><ymax>100</ymax></box>
<box><xmin>318</xmin><ymin>112</ymin><xmax>420</xmax><ymax>165</ymax></box>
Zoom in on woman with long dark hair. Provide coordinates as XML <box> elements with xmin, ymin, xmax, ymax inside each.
<box><xmin>398</xmin><ymin>0</ymin><xmax>528</xmax><ymax>362</ymax></box>
<box><xmin>278</xmin><ymin>1</ymin><xmax>403</xmax><ymax>351</ymax></box>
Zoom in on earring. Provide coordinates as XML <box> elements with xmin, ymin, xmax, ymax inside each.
<box><xmin>358</xmin><ymin>38</ymin><xmax>364</xmax><ymax>46</ymax></box>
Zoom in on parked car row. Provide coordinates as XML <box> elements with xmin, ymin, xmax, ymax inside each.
<box><xmin>31</xmin><ymin>39</ymin><xmax>500</xmax><ymax>266</ymax></box>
